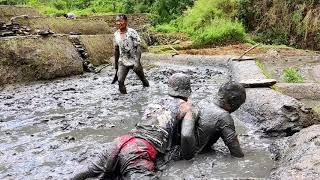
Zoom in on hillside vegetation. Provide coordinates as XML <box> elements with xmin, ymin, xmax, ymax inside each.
<box><xmin>1</xmin><ymin>0</ymin><xmax>320</xmax><ymax>50</ymax></box>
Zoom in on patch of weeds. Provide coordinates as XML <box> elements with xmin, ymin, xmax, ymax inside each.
<box><xmin>271</xmin><ymin>84</ymin><xmax>283</xmax><ymax>93</ymax></box>
<box><xmin>313</xmin><ymin>106</ymin><xmax>320</xmax><ymax>120</ymax></box>
<box><xmin>256</xmin><ymin>59</ymin><xmax>272</xmax><ymax>79</ymax></box>
<box><xmin>148</xmin><ymin>46</ymin><xmax>176</xmax><ymax>54</ymax></box>
<box><xmin>281</xmin><ymin>68</ymin><xmax>304</xmax><ymax>83</ymax></box>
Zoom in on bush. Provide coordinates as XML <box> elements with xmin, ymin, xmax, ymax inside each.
<box><xmin>281</xmin><ymin>68</ymin><xmax>304</xmax><ymax>83</ymax></box>
<box><xmin>193</xmin><ymin>18</ymin><xmax>246</xmax><ymax>46</ymax></box>
<box><xmin>155</xmin><ymin>23</ymin><xmax>178</xmax><ymax>33</ymax></box>
<box><xmin>154</xmin><ymin>0</ymin><xmax>248</xmax><ymax>47</ymax></box>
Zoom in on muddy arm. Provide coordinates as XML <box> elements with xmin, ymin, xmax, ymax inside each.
<box><xmin>136</xmin><ymin>45</ymin><xmax>142</xmax><ymax>60</ymax></box>
<box><xmin>219</xmin><ymin>113</ymin><xmax>244</xmax><ymax>158</ymax></box>
<box><xmin>181</xmin><ymin>107</ymin><xmax>199</xmax><ymax>160</ymax></box>
<box><xmin>114</xmin><ymin>45</ymin><xmax>119</xmax><ymax>69</ymax></box>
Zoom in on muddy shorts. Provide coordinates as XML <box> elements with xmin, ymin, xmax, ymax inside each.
<box><xmin>89</xmin><ymin>135</ymin><xmax>158</xmax><ymax>179</ymax></box>
<box><xmin>117</xmin><ymin>135</ymin><xmax>157</xmax><ymax>176</ymax></box>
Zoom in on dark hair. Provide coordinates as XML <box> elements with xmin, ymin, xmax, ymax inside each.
<box><xmin>63</xmin><ymin>14</ymin><xmax>68</xmax><ymax>18</ymax></box>
<box><xmin>116</xmin><ymin>14</ymin><xmax>128</xmax><ymax>21</ymax></box>
<box><xmin>217</xmin><ymin>81</ymin><xmax>246</xmax><ymax>112</ymax></box>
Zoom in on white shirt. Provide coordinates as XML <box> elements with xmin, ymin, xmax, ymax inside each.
<box><xmin>114</xmin><ymin>28</ymin><xmax>141</xmax><ymax>67</ymax></box>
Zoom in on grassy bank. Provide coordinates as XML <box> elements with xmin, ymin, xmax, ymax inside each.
<box><xmin>0</xmin><ymin>36</ymin><xmax>83</xmax><ymax>85</ymax></box>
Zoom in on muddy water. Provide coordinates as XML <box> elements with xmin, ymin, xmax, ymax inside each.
<box><xmin>0</xmin><ymin>60</ymin><xmax>274</xmax><ymax>179</ymax></box>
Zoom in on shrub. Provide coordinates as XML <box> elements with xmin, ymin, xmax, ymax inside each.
<box><xmin>193</xmin><ymin>18</ymin><xmax>246</xmax><ymax>46</ymax></box>
<box><xmin>155</xmin><ymin>23</ymin><xmax>178</xmax><ymax>33</ymax></box>
<box><xmin>281</xmin><ymin>68</ymin><xmax>304</xmax><ymax>83</ymax></box>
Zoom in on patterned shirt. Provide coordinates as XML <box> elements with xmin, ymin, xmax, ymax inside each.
<box><xmin>131</xmin><ymin>96</ymin><xmax>183</xmax><ymax>154</ymax></box>
<box><xmin>114</xmin><ymin>27</ymin><xmax>141</xmax><ymax>67</ymax></box>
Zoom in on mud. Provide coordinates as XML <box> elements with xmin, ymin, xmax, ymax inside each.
<box><xmin>269</xmin><ymin>125</ymin><xmax>320</xmax><ymax>180</ymax></box>
<box><xmin>0</xmin><ymin>57</ymin><xmax>276</xmax><ymax>179</ymax></box>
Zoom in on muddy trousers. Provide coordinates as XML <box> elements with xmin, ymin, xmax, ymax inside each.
<box><xmin>118</xmin><ymin>64</ymin><xmax>149</xmax><ymax>94</ymax></box>
<box><xmin>72</xmin><ymin>135</ymin><xmax>158</xmax><ymax>180</ymax></box>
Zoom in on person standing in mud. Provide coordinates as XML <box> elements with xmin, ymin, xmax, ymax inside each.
<box><xmin>181</xmin><ymin>81</ymin><xmax>246</xmax><ymax>159</ymax></box>
<box><xmin>72</xmin><ymin>73</ymin><xmax>198</xmax><ymax>179</ymax></box>
<box><xmin>113</xmin><ymin>14</ymin><xmax>149</xmax><ymax>94</ymax></box>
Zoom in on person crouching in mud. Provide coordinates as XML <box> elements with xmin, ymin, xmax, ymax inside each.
<box><xmin>113</xmin><ymin>14</ymin><xmax>149</xmax><ymax>94</ymax></box>
<box><xmin>72</xmin><ymin>73</ymin><xmax>198</xmax><ymax>179</ymax></box>
<box><xmin>181</xmin><ymin>81</ymin><xmax>247</xmax><ymax>159</ymax></box>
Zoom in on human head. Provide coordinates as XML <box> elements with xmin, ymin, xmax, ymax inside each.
<box><xmin>116</xmin><ymin>14</ymin><xmax>128</xmax><ymax>31</ymax></box>
<box><xmin>217</xmin><ymin>81</ymin><xmax>246</xmax><ymax>112</ymax></box>
<box><xmin>63</xmin><ymin>14</ymin><xmax>68</xmax><ymax>18</ymax></box>
<box><xmin>168</xmin><ymin>73</ymin><xmax>192</xmax><ymax>100</ymax></box>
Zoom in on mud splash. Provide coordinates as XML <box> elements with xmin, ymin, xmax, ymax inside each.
<box><xmin>0</xmin><ymin>60</ymin><xmax>274</xmax><ymax>179</ymax></box>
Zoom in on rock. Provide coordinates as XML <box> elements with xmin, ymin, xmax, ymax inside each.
<box><xmin>231</xmin><ymin>60</ymin><xmax>267</xmax><ymax>82</ymax></box>
<box><xmin>1</xmin><ymin>31</ymin><xmax>14</xmax><ymax>36</ymax></box>
<box><xmin>240</xmin><ymin>78</ymin><xmax>277</xmax><ymax>88</ymax></box>
<box><xmin>269</xmin><ymin>125</ymin><xmax>320</xmax><ymax>180</ymax></box>
<box><xmin>234</xmin><ymin>88</ymin><xmax>319</xmax><ymax>137</ymax></box>
<box><xmin>69</xmin><ymin>32</ymin><xmax>81</xmax><ymax>35</ymax></box>
<box><xmin>37</xmin><ymin>29</ymin><xmax>55</xmax><ymax>36</ymax></box>
<box><xmin>312</xmin><ymin>65</ymin><xmax>320</xmax><ymax>82</ymax></box>
<box><xmin>265</xmin><ymin>49</ymin><xmax>281</xmax><ymax>60</ymax></box>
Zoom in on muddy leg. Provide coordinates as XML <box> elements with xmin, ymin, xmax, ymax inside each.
<box><xmin>118</xmin><ymin>65</ymin><xmax>130</xmax><ymax>94</ymax></box>
<box><xmin>133</xmin><ymin>65</ymin><xmax>149</xmax><ymax>87</ymax></box>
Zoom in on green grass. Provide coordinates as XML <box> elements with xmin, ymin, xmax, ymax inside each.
<box><xmin>256</xmin><ymin>59</ymin><xmax>272</xmax><ymax>79</ymax></box>
<box><xmin>192</xmin><ymin>18</ymin><xmax>246</xmax><ymax>46</ymax></box>
<box><xmin>154</xmin><ymin>0</ymin><xmax>248</xmax><ymax>47</ymax></box>
<box><xmin>281</xmin><ymin>68</ymin><xmax>304</xmax><ymax>83</ymax></box>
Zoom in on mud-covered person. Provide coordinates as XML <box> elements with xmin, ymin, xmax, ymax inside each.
<box><xmin>72</xmin><ymin>73</ymin><xmax>198</xmax><ymax>179</ymax></box>
<box><xmin>181</xmin><ymin>81</ymin><xmax>247</xmax><ymax>159</ymax></box>
<box><xmin>64</xmin><ymin>13</ymin><xmax>76</xmax><ymax>19</ymax></box>
<box><xmin>113</xmin><ymin>14</ymin><xmax>149</xmax><ymax>94</ymax></box>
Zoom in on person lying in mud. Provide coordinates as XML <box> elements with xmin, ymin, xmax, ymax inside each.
<box><xmin>179</xmin><ymin>81</ymin><xmax>246</xmax><ymax>159</ymax></box>
<box><xmin>113</xmin><ymin>14</ymin><xmax>149</xmax><ymax>94</ymax></box>
<box><xmin>72</xmin><ymin>73</ymin><xmax>198</xmax><ymax>179</ymax></box>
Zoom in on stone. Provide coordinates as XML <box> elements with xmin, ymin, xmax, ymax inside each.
<box><xmin>234</xmin><ymin>88</ymin><xmax>319</xmax><ymax>137</ymax></box>
<box><xmin>1</xmin><ymin>31</ymin><xmax>14</xmax><ymax>36</ymax></box>
<box><xmin>231</xmin><ymin>60</ymin><xmax>267</xmax><ymax>82</ymax></box>
<box><xmin>240</xmin><ymin>78</ymin><xmax>277</xmax><ymax>87</ymax></box>
<box><xmin>269</xmin><ymin>125</ymin><xmax>320</xmax><ymax>180</ymax></box>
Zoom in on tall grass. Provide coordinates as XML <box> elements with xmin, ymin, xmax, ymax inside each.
<box><xmin>155</xmin><ymin>0</ymin><xmax>248</xmax><ymax>47</ymax></box>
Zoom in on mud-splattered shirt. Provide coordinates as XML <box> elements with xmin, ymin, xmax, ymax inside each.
<box><xmin>114</xmin><ymin>27</ymin><xmax>141</xmax><ymax>67</ymax></box>
<box><xmin>131</xmin><ymin>96</ymin><xmax>184</xmax><ymax>154</ymax></box>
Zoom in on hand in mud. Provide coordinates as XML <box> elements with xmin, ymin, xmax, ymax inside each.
<box><xmin>167</xmin><ymin>145</ymin><xmax>183</xmax><ymax>161</ymax></box>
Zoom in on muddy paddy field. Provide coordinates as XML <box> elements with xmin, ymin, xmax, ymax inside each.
<box><xmin>0</xmin><ymin>58</ymin><xmax>275</xmax><ymax>179</ymax></box>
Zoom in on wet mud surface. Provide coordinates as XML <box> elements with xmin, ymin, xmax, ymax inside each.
<box><xmin>0</xmin><ymin>59</ymin><xmax>274</xmax><ymax>179</ymax></box>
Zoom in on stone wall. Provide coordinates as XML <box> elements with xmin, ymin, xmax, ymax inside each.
<box><xmin>0</xmin><ymin>35</ymin><xmax>83</xmax><ymax>85</ymax></box>
<box><xmin>73</xmin><ymin>34</ymin><xmax>114</xmax><ymax>66</ymax></box>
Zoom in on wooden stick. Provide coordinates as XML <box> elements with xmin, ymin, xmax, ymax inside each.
<box><xmin>237</xmin><ymin>43</ymin><xmax>260</xmax><ymax>60</ymax></box>
<box><xmin>169</xmin><ymin>45</ymin><xmax>179</xmax><ymax>56</ymax></box>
